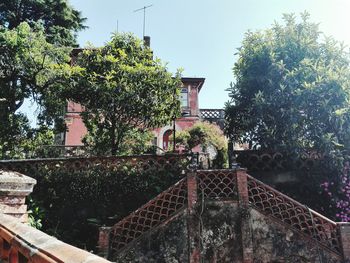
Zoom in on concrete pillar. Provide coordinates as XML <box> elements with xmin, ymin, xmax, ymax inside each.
<box><xmin>0</xmin><ymin>170</ymin><xmax>36</xmax><ymax>223</ymax></box>
<box><xmin>236</xmin><ymin>169</ymin><xmax>254</xmax><ymax>263</ymax></box>
<box><xmin>338</xmin><ymin>222</ymin><xmax>350</xmax><ymax>262</ymax></box>
<box><xmin>187</xmin><ymin>172</ymin><xmax>200</xmax><ymax>263</ymax></box>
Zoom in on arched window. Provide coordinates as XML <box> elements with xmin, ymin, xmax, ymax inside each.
<box><xmin>163</xmin><ymin>129</ymin><xmax>173</xmax><ymax>150</ymax></box>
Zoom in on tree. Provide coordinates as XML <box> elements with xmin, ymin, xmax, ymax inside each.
<box><xmin>225</xmin><ymin>12</ymin><xmax>350</xmax><ymax>221</ymax></box>
<box><xmin>68</xmin><ymin>33</ymin><xmax>182</xmax><ymax>155</ymax></box>
<box><xmin>225</xmin><ymin>12</ymin><xmax>350</xmax><ymax>153</ymax></box>
<box><xmin>83</xmin><ymin>128</ymin><xmax>155</xmax><ymax>156</ymax></box>
<box><xmin>0</xmin><ymin>0</ymin><xmax>86</xmax><ymax>46</ymax></box>
<box><xmin>0</xmin><ymin>22</ymin><xmax>72</xmax><ymax>158</ymax></box>
<box><xmin>176</xmin><ymin>122</ymin><xmax>228</xmax><ymax>168</ymax></box>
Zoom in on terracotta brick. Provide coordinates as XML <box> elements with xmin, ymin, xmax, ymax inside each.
<box><xmin>187</xmin><ymin>172</ymin><xmax>198</xmax><ymax>213</ymax></box>
<box><xmin>236</xmin><ymin>169</ymin><xmax>254</xmax><ymax>263</ymax></box>
<box><xmin>236</xmin><ymin>169</ymin><xmax>249</xmax><ymax>205</ymax></box>
<box><xmin>187</xmin><ymin>172</ymin><xmax>200</xmax><ymax>263</ymax></box>
<box><xmin>0</xmin><ymin>213</ymin><xmax>112</xmax><ymax>263</ymax></box>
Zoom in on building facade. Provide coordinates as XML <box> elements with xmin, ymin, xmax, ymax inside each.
<box><xmin>63</xmin><ymin>77</ymin><xmax>224</xmax><ymax>152</ymax></box>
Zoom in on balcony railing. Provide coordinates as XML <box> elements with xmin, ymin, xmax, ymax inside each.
<box><xmin>199</xmin><ymin>108</ymin><xmax>224</xmax><ymax>120</ymax></box>
<box><xmin>199</xmin><ymin>109</ymin><xmax>224</xmax><ymax>129</ymax></box>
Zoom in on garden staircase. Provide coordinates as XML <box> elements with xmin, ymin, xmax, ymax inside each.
<box><xmin>104</xmin><ymin>169</ymin><xmax>350</xmax><ymax>262</ymax></box>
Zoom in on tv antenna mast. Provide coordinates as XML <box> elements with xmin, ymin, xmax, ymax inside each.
<box><xmin>134</xmin><ymin>4</ymin><xmax>153</xmax><ymax>38</ymax></box>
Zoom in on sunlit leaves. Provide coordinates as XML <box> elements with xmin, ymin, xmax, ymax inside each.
<box><xmin>68</xmin><ymin>33</ymin><xmax>182</xmax><ymax>155</ymax></box>
<box><xmin>225</xmin><ymin>13</ymin><xmax>350</xmax><ymax>152</ymax></box>
<box><xmin>0</xmin><ymin>22</ymin><xmax>72</xmax><ymax>158</ymax></box>
<box><xmin>0</xmin><ymin>0</ymin><xmax>86</xmax><ymax>46</ymax></box>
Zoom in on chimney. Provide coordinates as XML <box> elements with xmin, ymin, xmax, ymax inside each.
<box><xmin>144</xmin><ymin>36</ymin><xmax>151</xmax><ymax>47</ymax></box>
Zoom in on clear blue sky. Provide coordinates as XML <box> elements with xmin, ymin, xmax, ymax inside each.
<box><xmin>23</xmin><ymin>0</ymin><xmax>350</xmax><ymax>124</ymax></box>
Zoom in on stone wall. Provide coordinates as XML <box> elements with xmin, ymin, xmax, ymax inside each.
<box><xmin>113</xmin><ymin>210</ymin><xmax>188</xmax><ymax>263</ymax></box>
<box><xmin>200</xmin><ymin>201</ymin><xmax>242</xmax><ymax>262</ymax></box>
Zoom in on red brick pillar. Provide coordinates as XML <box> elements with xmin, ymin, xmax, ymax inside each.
<box><xmin>187</xmin><ymin>172</ymin><xmax>200</xmax><ymax>263</ymax></box>
<box><xmin>236</xmin><ymin>169</ymin><xmax>253</xmax><ymax>263</ymax></box>
<box><xmin>98</xmin><ymin>227</ymin><xmax>111</xmax><ymax>258</ymax></box>
<box><xmin>8</xmin><ymin>248</ymin><xmax>18</xmax><ymax>263</ymax></box>
<box><xmin>338</xmin><ymin>222</ymin><xmax>350</xmax><ymax>262</ymax></box>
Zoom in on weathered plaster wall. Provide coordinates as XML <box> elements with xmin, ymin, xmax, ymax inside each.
<box><xmin>250</xmin><ymin>208</ymin><xmax>342</xmax><ymax>263</ymax></box>
<box><xmin>65</xmin><ymin>101</ymin><xmax>87</xmax><ymax>145</ymax></box>
<box><xmin>200</xmin><ymin>201</ymin><xmax>243</xmax><ymax>262</ymax></box>
<box><xmin>113</xmin><ymin>210</ymin><xmax>188</xmax><ymax>263</ymax></box>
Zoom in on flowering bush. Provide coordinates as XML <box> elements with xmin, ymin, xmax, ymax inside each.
<box><xmin>321</xmin><ymin>162</ymin><xmax>350</xmax><ymax>222</ymax></box>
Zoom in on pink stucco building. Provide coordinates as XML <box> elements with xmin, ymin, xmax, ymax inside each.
<box><xmin>64</xmin><ymin>102</ymin><xmax>87</xmax><ymax>146</ymax></box>
<box><xmin>152</xmin><ymin>77</ymin><xmax>204</xmax><ymax>151</ymax></box>
<box><xmin>63</xmin><ymin>77</ymin><xmax>224</xmax><ymax>152</ymax></box>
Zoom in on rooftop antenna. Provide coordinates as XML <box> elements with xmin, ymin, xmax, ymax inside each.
<box><xmin>134</xmin><ymin>4</ymin><xmax>153</xmax><ymax>38</ymax></box>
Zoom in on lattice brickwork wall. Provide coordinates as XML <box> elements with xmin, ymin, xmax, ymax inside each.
<box><xmin>109</xmin><ymin>178</ymin><xmax>188</xmax><ymax>254</ymax></box>
<box><xmin>197</xmin><ymin>170</ymin><xmax>238</xmax><ymax>200</ymax></box>
<box><xmin>234</xmin><ymin>150</ymin><xmax>323</xmax><ymax>171</ymax></box>
<box><xmin>247</xmin><ymin>175</ymin><xmax>342</xmax><ymax>255</ymax></box>
<box><xmin>0</xmin><ymin>154</ymin><xmax>191</xmax><ymax>176</ymax></box>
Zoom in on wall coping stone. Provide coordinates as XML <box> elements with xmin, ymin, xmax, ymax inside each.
<box><xmin>0</xmin><ymin>213</ymin><xmax>112</xmax><ymax>263</ymax></box>
<box><xmin>0</xmin><ymin>170</ymin><xmax>36</xmax><ymax>184</ymax></box>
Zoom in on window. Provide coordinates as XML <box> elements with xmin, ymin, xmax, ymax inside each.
<box><xmin>163</xmin><ymin>129</ymin><xmax>173</xmax><ymax>150</ymax></box>
<box><xmin>180</xmin><ymin>88</ymin><xmax>188</xmax><ymax>107</ymax></box>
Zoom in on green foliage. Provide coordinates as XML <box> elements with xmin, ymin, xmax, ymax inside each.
<box><xmin>68</xmin><ymin>33</ymin><xmax>182</xmax><ymax>155</ymax></box>
<box><xmin>27</xmin><ymin>196</ymin><xmax>45</xmax><ymax>229</ymax></box>
<box><xmin>225</xmin><ymin>12</ymin><xmax>350</xmax><ymax>220</ymax></box>
<box><xmin>83</xmin><ymin>128</ymin><xmax>155</xmax><ymax>156</ymax></box>
<box><xmin>0</xmin><ymin>0</ymin><xmax>86</xmax><ymax>46</ymax></box>
<box><xmin>225</xmin><ymin>12</ymin><xmax>350</xmax><ymax>154</ymax></box>
<box><xmin>177</xmin><ymin>122</ymin><xmax>227</xmax><ymax>151</ymax></box>
<box><xmin>0</xmin><ymin>23</ymin><xmax>72</xmax><ymax>158</ymax></box>
<box><xmin>176</xmin><ymin>122</ymin><xmax>228</xmax><ymax>168</ymax></box>
<box><xmin>119</xmin><ymin>129</ymin><xmax>155</xmax><ymax>155</ymax></box>
<box><xmin>1</xmin><ymin>126</ymin><xmax>56</xmax><ymax>159</ymax></box>
<box><xmin>28</xmin><ymin>162</ymin><xmax>185</xmax><ymax>250</ymax></box>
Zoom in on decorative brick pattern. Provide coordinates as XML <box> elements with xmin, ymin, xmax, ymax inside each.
<box><xmin>247</xmin><ymin>175</ymin><xmax>342</xmax><ymax>255</ymax></box>
<box><xmin>234</xmin><ymin>150</ymin><xmax>323</xmax><ymax>171</ymax></box>
<box><xmin>197</xmin><ymin>170</ymin><xmax>238</xmax><ymax>200</ymax></box>
<box><xmin>107</xmin><ymin>169</ymin><xmax>348</xmax><ymax>261</ymax></box>
<box><xmin>0</xmin><ymin>154</ymin><xmax>191</xmax><ymax>176</ymax></box>
<box><xmin>34</xmin><ymin>145</ymin><xmax>89</xmax><ymax>158</ymax></box>
<box><xmin>109</xmin><ymin>178</ymin><xmax>188</xmax><ymax>254</ymax></box>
